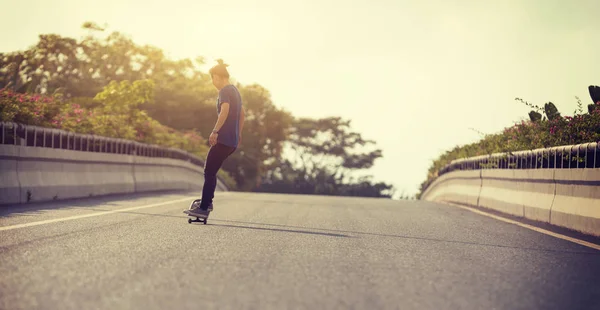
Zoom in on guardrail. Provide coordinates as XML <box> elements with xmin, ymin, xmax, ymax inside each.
<box><xmin>422</xmin><ymin>142</ymin><xmax>599</xmax><ymax>193</ymax></box>
<box><xmin>0</xmin><ymin>121</ymin><xmax>233</xmax><ymax>204</ymax></box>
<box><xmin>420</xmin><ymin>141</ymin><xmax>600</xmax><ymax>237</ymax></box>
<box><xmin>0</xmin><ymin>121</ymin><xmax>206</xmax><ymax>167</ymax></box>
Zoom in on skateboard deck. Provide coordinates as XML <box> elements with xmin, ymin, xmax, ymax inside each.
<box><xmin>184</xmin><ymin>199</ymin><xmax>211</xmax><ymax>224</ymax></box>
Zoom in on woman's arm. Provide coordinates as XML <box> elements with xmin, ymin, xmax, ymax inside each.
<box><xmin>209</xmin><ymin>103</ymin><xmax>229</xmax><ymax>146</ymax></box>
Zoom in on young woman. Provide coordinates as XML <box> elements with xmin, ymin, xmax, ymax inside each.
<box><xmin>185</xmin><ymin>59</ymin><xmax>244</xmax><ymax>216</ymax></box>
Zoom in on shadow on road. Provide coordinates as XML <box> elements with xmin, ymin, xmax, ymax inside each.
<box><xmin>80</xmin><ymin>209</ymin><xmax>352</xmax><ymax>238</ymax></box>
<box><xmin>212</xmin><ymin>219</ymin><xmax>600</xmax><ymax>255</ymax></box>
<box><xmin>9</xmin><ymin>203</ymin><xmax>597</xmax><ymax>255</ymax></box>
<box><xmin>202</xmin><ymin>223</ymin><xmax>352</xmax><ymax>238</ymax></box>
<box><xmin>101</xmin><ymin>210</ymin><xmax>599</xmax><ymax>255</ymax></box>
<box><xmin>0</xmin><ymin>190</ymin><xmax>196</xmax><ymax>217</ymax></box>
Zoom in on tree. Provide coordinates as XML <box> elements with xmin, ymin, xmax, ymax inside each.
<box><xmin>258</xmin><ymin>116</ymin><xmax>394</xmax><ymax>198</ymax></box>
<box><xmin>1</xmin><ymin>22</ymin><xmax>393</xmax><ymax>197</ymax></box>
<box><xmin>221</xmin><ymin>84</ymin><xmax>293</xmax><ymax>191</ymax></box>
<box><xmin>0</xmin><ymin>34</ymin><xmax>80</xmax><ymax>95</ymax></box>
<box><xmin>89</xmin><ymin>79</ymin><xmax>155</xmax><ymax>140</ymax></box>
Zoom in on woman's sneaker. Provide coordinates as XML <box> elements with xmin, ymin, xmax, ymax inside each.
<box><xmin>183</xmin><ymin>199</ymin><xmax>212</xmax><ymax>216</ymax></box>
<box><xmin>185</xmin><ymin>206</ymin><xmax>209</xmax><ymax>217</ymax></box>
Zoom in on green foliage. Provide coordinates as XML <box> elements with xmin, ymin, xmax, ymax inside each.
<box><xmin>418</xmin><ymin>92</ymin><xmax>600</xmax><ymax>198</ymax></box>
<box><xmin>0</xmin><ymin>21</ymin><xmax>394</xmax><ymax>198</ymax></box>
<box><xmin>256</xmin><ymin>116</ymin><xmax>395</xmax><ymax>198</ymax></box>
<box><xmin>0</xmin><ymin>83</ymin><xmax>216</xmax><ymax>186</ymax></box>
<box><xmin>517</xmin><ymin>97</ymin><xmax>561</xmax><ymax>122</ymax></box>
<box><xmin>288</xmin><ymin>117</ymin><xmax>382</xmax><ymax>171</ymax></box>
<box><xmin>221</xmin><ymin>84</ymin><xmax>294</xmax><ymax>191</ymax></box>
<box><xmin>544</xmin><ymin>102</ymin><xmax>561</xmax><ymax>120</ymax></box>
<box><xmin>529</xmin><ymin>111</ymin><xmax>542</xmax><ymax>122</ymax></box>
<box><xmin>0</xmin><ymin>88</ymin><xmax>62</xmax><ymax>126</ymax></box>
<box><xmin>85</xmin><ymin>80</ymin><xmax>154</xmax><ymax>140</ymax></box>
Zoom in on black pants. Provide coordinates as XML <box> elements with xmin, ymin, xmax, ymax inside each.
<box><xmin>200</xmin><ymin>143</ymin><xmax>236</xmax><ymax>209</ymax></box>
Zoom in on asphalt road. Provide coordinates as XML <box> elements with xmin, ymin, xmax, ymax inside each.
<box><xmin>1</xmin><ymin>191</ymin><xmax>599</xmax><ymax>310</ymax></box>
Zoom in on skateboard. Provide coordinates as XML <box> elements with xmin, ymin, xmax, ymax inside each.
<box><xmin>184</xmin><ymin>199</ymin><xmax>211</xmax><ymax>224</ymax></box>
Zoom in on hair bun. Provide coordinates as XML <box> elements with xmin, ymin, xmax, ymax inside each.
<box><xmin>216</xmin><ymin>58</ymin><xmax>229</xmax><ymax>67</ymax></box>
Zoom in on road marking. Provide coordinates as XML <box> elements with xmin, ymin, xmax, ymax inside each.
<box><xmin>0</xmin><ymin>197</ymin><xmax>192</xmax><ymax>232</ymax></box>
<box><xmin>447</xmin><ymin>202</ymin><xmax>600</xmax><ymax>251</ymax></box>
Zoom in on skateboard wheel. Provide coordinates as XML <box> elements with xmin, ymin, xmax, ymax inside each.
<box><xmin>188</xmin><ymin>218</ymin><xmax>192</xmax><ymax>224</ymax></box>
<box><xmin>203</xmin><ymin>219</ymin><xmax>207</xmax><ymax>224</ymax></box>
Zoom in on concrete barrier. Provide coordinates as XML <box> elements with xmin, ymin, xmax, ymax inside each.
<box><xmin>0</xmin><ymin>144</ymin><xmax>229</xmax><ymax>205</ymax></box>
<box><xmin>133</xmin><ymin>156</ymin><xmax>204</xmax><ymax>192</ymax></box>
<box><xmin>477</xmin><ymin>169</ymin><xmax>556</xmax><ymax>220</ymax></box>
<box><xmin>520</xmin><ymin>169</ymin><xmax>556</xmax><ymax>223</ymax></box>
<box><xmin>422</xmin><ymin>170</ymin><xmax>481</xmax><ymax>208</ymax></box>
<box><xmin>0</xmin><ymin>145</ymin><xmax>21</xmax><ymax>204</ymax></box>
<box><xmin>550</xmin><ymin>169</ymin><xmax>600</xmax><ymax>236</ymax></box>
<box><xmin>477</xmin><ymin>169</ymin><xmax>524</xmax><ymax>217</ymax></box>
<box><xmin>12</xmin><ymin>145</ymin><xmax>135</xmax><ymax>203</ymax></box>
<box><xmin>422</xmin><ymin>166</ymin><xmax>600</xmax><ymax>237</ymax></box>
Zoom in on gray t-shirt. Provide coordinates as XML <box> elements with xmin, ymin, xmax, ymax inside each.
<box><xmin>216</xmin><ymin>85</ymin><xmax>242</xmax><ymax>148</ymax></box>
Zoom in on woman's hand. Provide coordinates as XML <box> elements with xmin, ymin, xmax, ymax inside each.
<box><xmin>209</xmin><ymin>132</ymin><xmax>218</xmax><ymax>146</ymax></box>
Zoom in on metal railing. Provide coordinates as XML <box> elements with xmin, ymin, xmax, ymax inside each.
<box><xmin>0</xmin><ymin>122</ymin><xmax>206</xmax><ymax>168</ymax></box>
<box><xmin>422</xmin><ymin>141</ymin><xmax>600</xmax><ymax>193</ymax></box>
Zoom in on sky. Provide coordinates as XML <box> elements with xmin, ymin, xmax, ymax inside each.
<box><xmin>1</xmin><ymin>0</ymin><xmax>599</xmax><ymax>198</ymax></box>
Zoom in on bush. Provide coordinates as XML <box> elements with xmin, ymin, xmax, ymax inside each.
<box><xmin>0</xmin><ymin>88</ymin><xmax>62</xmax><ymax>127</ymax></box>
<box><xmin>0</xmin><ymin>85</ymin><xmax>237</xmax><ymax>190</ymax></box>
<box><xmin>418</xmin><ymin>90</ymin><xmax>600</xmax><ymax>198</ymax></box>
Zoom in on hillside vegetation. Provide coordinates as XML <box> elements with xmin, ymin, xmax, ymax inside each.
<box><xmin>417</xmin><ymin>86</ymin><xmax>600</xmax><ymax>198</ymax></box>
<box><xmin>0</xmin><ymin>22</ymin><xmax>395</xmax><ymax>198</ymax></box>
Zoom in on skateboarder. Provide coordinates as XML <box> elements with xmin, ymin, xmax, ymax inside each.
<box><xmin>185</xmin><ymin>59</ymin><xmax>244</xmax><ymax>217</ymax></box>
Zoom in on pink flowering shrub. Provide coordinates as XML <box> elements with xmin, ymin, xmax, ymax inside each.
<box><xmin>0</xmin><ymin>88</ymin><xmax>62</xmax><ymax>127</ymax></box>
<box><xmin>0</xmin><ymin>84</ymin><xmax>210</xmax><ymax>159</ymax></box>
<box><xmin>1</xmin><ymin>82</ymin><xmax>235</xmax><ymax>189</ymax></box>
<box><xmin>418</xmin><ymin>95</ymin><xmax>600</xmax><ymax>198</ymax></box>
